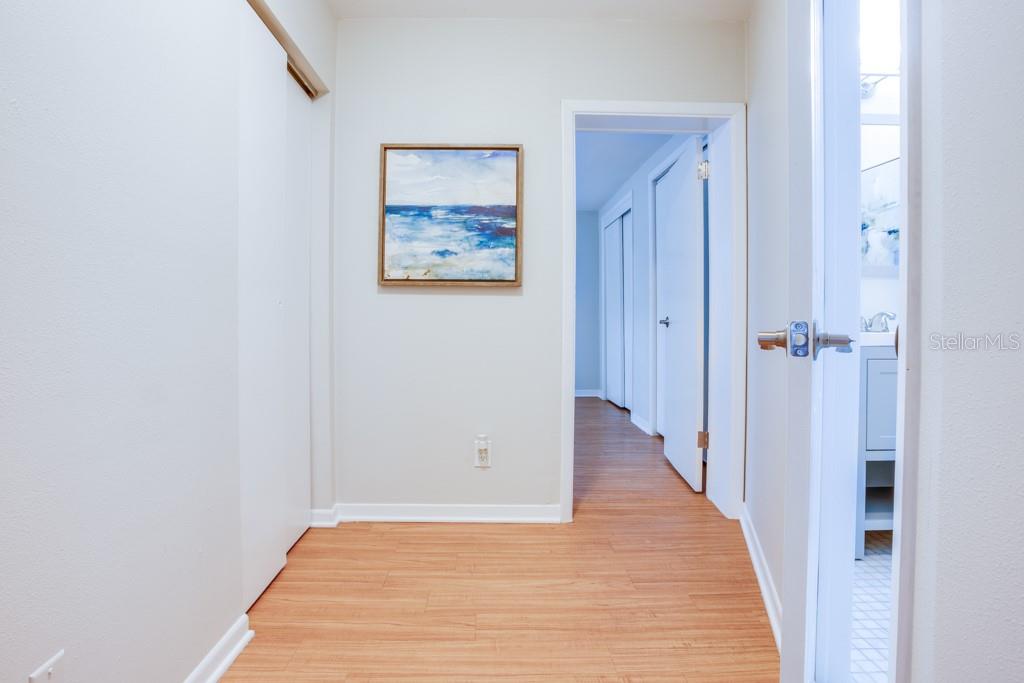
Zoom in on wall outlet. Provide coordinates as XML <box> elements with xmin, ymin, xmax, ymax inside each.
<box><xmin>29</xmin><ymin>650</ymin><xmax>64</xmax><ymax>683</ymax></box>
<box><xmin>474</xmin><ymin>434</ymin><xmax>492</xmax><ymax>468</ymax></box>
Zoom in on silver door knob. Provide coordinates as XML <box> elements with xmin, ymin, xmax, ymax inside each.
<box><xmin>659</xmin><ymin>317</ymin><xmax>671</xmax><ymax>327</ymax></box>
<box><xmin>813</xmin><ymin>326</ymin><xmax>854</xmax><ymax>359</ymax></box>
<box><xmin>757</xmin><ymin>330</ymin><xmax>788</xmax><ymax>351</ymax></box>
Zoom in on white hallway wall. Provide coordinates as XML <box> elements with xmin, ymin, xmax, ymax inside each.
<box><xmin>0</xmin><ymin>0</ymin><xmax>336</xmax><ymax>680</ymax></box>
<box><xmin>911</xmin><ymin>0</ymin><xmax>1024</xmax><ymax>678</ymax></box>
<box><xmin>332</xmin><ymin>19</ymin><xmax>746</xmax><ymax>511</ymax></box>
<box><xmin>742</xmin><ymin>0</ymin><xmax>791</xmax><ymax>634</ymax></box>
<box><xmin>575</xmin><ymin>211</ymin><xmax>601</xmax><ymax>393</ymax></box>
<box><xmin>0</xmin><ymin>2</ymin><xmax>244</xmax><ymax>680</ymax></box>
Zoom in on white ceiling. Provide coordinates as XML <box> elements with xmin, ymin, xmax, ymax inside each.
<box><xmin>328</xmin><ymin>0</ymin><xmax>753</xmax><ymax>22</ymax></box>
<box><xmin>575</xmin><ymin>132</ymin><xmax>675</xmax><ymax>212</ymax></box>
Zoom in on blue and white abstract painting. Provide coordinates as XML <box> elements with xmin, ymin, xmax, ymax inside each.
<box><xmin>381</xmin><ymin>147</ymin><xmax>520</xmax><ymax>283</ymax></box>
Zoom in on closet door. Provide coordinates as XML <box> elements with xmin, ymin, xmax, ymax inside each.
<box><xmin>238</xmin><ymin>6</ymin><xmax>312</xmax><ymax>609</ymax></box>
<box><xmin>622</xmin><ymin>211</ymin><xmax>634</xmax><ymax>410</ymax></box>
<box><xmin>603</xmin><ymin>218</ymin><xmax>625</xmax><ymax>407</ymax></box>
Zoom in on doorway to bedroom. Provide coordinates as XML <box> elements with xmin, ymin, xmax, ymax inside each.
<box><xmin>562</xmin><ymin>102</ymin><xmax>747</xmax><ymax>523</ymax></box>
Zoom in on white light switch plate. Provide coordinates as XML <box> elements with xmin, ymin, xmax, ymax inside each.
<box><xmin>29</xmin><ymin>650</ymin><xmax>64</xmax><ymax>683</ymax></box>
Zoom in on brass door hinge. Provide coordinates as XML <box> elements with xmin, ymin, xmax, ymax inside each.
<box><xmin>697</xmin><ymin>431</ymin><xmax>709</xmax><ymax>449</ymax></box>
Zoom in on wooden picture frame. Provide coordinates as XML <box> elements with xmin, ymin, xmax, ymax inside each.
<box><xmin>378</xmin><ymin>144</ymin><xmax>523</xmax><ymax>287</ymax></box>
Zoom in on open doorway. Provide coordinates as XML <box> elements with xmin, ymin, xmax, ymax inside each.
<box><xmin>561</xmin><ymin>102</ymin><xmax>748</xmax><ymax>524</ymax></box>
<box><xmin>794</xmin><ymin>0</ymin><xmax>912</xmax><ymax>680</ymax></box>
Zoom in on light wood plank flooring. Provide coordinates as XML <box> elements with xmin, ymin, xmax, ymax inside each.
<box><xmin>224</xmin><ymin>398</ymin><xmax>779</xmax><ymax>681</ymax></box>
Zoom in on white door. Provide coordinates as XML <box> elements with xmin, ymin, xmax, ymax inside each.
<box><xmin>238</xmin><ymin>7</ymin><xmax>312</xmax><ymax>609</ymax></box>
<box><xmin>811</xmin><ymin>0</ymin><xmax>862</xmax><ymax>672</ymax></box>
<box><xmin>603</xmin><ymin>217</ymin><xmax>625</xmax><ymax>407</ymax></box>
<box><xmin>654</xmin><ymin>141</ymin><xmax>705</xmax><ymax>491</ymax></box>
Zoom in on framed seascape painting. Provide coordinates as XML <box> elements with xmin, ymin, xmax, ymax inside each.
<box><xmin>378</xmin><ymin>144</ymin><xmax>523</xmax><ymax>286</ymax></box>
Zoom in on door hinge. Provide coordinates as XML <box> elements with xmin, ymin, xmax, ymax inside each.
<box><xmin>697</xmin><ymin>160</ymin><xmax>710</xmax><ymax>181</ymax></box>
<box><xmin>697</xmin><ymin>431</ymin><xmax>709</xmax><ymax>449</ymax></box>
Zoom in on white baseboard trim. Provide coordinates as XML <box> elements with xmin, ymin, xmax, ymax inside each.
<box><xmin>630</xmin><ymin>412</ymin><xmax>655</xmax><ymax>436</ymax></box>
<box><xmin>184</xmin><ymin>614</ymin><xmax>254</xmax><ymax>683</ymax></box>
<box><xmin>740</xmin><ymin>508</ymin><xmax>782</xmax><ymax>650</ymax></box>
<box><xmin>575</xmin><ymin>389</ymin><xmax>603</xmax><ymax>398</ymax></box>
<box><xmin>310</xmin><ymin>507</ymin><xmax>339</xmax><ymax>528</ymax></box>
<box><xmin>309</xmin><ymin>503</ymin><xmax>561</xmax><ymax>526</ymax></box>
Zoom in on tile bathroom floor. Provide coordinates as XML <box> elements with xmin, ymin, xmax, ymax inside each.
<box><xmin>850</xmin><ymin>531</ymin><xmax>893</xmax><ymax>682</ymax></box>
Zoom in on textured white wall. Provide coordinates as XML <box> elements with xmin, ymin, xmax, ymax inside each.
<box><xmin>332</xmin><ymin>18</ymin><xmax>746</xmax><ymax>507</ymax></box>
<box><xmin>575</xmin><ymin>211</ymin><xmax>601</xmax><ymax>392</ymax></box>
<box><xmin>0</xmin><ymin>1</ymin><xmax>244</xmax><ymax>680</ymax></box>
<box><xmin>911</xmin><ymin>1</ymin><xmax>1024</xmax><ymax>679</ymax></box>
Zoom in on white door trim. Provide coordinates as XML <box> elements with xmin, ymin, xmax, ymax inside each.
<box><xmin>892</xmin><ymin>0</ymin><xmax>922</xmax><ymax>678</ymax></box>
<box><xmin>560</xmin><ymin>99</ymin><xmax>748</xmax><ymax>524</ymax></box>
<box><xmin>598</xmin><ymin>193</ymin><xmax>633</xmax><ymax>233</ymax></box>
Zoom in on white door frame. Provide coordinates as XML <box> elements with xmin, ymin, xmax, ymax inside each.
<box><xmin>560</xmin><ymin>100</ymin><xmax>748</xmax><ymax>523</ymax></box>
<box><xmin>779</xmin><ymin>0</ymin><xmax>921</xmax><ymax>679</ymax></box>
<box><xmin>891</xmin><ymin>0</ymin><xmax>922</xmax><ymax>677</ymax></box>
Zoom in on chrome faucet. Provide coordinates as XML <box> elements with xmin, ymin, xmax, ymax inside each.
<box><xmin>862</xmin><ymin>311</ymin><xmax>897</xmax><ymax>332</ymax></box>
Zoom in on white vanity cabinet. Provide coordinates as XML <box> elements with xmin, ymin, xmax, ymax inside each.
<box><xmin>856</xmin><ymin>342</ymin><xmax>898</xmax><ymax>559</ymax></box>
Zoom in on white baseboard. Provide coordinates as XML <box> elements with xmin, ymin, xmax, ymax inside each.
<box><xmin>309</xmin><ymin>503</ymin><xmax>561</xmax><ymax>526</ymax></box>
<box><xmin>310</xmin><ymin>507</ymin><xmax>339</xmax><ymax>528</ymax></box>
<box><xmin>184</xmin><ymin>614</ymin><xmax>254</xmax><ymax>683</ymax></box>
<box><xmin>575</xmin><ymin>389</ymin><xmax>603</xmax><ymax>398</ymax></box>
<box><xmin>740</xmin><ymin>508</ymin><xmax>782</xmax><ymax>650</ymax></box>
<box><xmin>630</xmin><ymin>412</ymin><xmax>655</xmax><ymax>436</ymax></box>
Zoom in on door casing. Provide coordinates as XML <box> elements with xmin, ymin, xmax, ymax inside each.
<box><xmin>560</xmin><ymin>100</ymin><xmax>749</xmax><ymax>523</ymax></box>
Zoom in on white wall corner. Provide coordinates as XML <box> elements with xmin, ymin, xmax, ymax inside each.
<box><xmin>740</xmin><ymin>508</ymin><xmax>782</xmax><ymax>651</ymax></box>
<box><xmin>334</xmin><ymin>503</ymin><xmax>561</xmax><ymax>524</ymax></box>
<box><xmin>310</xmin><ymin>507</ymin><xmax>340</xmax><ymax>528</ymax></box>
<box><xmin>184</xmin><ymin>615</ymin><xmax>254</xmax><ymax>683</ymax></box>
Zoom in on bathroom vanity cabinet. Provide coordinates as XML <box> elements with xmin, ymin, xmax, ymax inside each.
<box><xmin>856</xmin><ymin>340</ymin><xmax>898</xmax><ymax>559</ymax></box>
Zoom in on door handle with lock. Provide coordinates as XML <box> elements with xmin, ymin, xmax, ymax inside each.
<box><xmin>756</xmin><ymin>330</ymin><xmax>788</xmax><ymax>351</ymax></box>
<box><xmin>757</xmin><ymin>321</ymin><xmax>810</xmax><ymax>357</ymax></box>
<box><xmin>812</xmin><ymin>322</ymin><xmax>854</xmax><ymax>359</ymax></box>
<box><xmin>659</xmin><ymin>317</ymin><xmax>671</xmax><ymax>328</ymax></box>
<box><xmin>758</xmin><ymin>321</ymin><xmax>855</xmax><ymax>359</ymax></box>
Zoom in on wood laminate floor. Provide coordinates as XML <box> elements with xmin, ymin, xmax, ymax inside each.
<box><xmin>224</xmin><ymin>398</ymin><xmax>779</xmax><ymax>681</ymax></box>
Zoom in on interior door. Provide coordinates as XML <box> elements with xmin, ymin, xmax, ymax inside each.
<box><xmin>238</xmin><ymin>6</ymin><xmax>312</xmax><ymax>610</ymax></box>
<box><xmin>622</xmin><ymin>211</ymin><xmax>634</xmax><ymax>410</ymax></box>
<box><xmin>603</xmin><ymin>217</ymin><xmax>625</xmax><ymax>407</ymax></box>
<box><xmin>813</xmin><ymin>0</ymin><xmax>864</xmax><ymax>677</ymax></box>
<box><xmin>654</xmin><ymin>141</ymin><xmax>705</xmax><ymax>491</ymax></box>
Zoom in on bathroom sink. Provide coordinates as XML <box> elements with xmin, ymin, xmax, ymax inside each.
<box><xmin>860</xmin><ymin>331</ymin><xmax>896</xmax><ymax>347</ymax></box>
